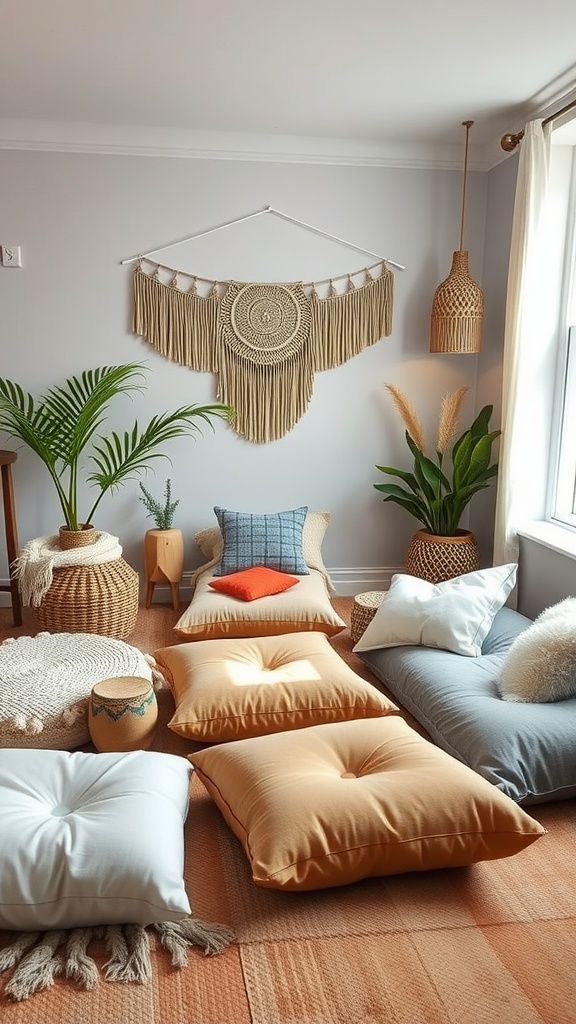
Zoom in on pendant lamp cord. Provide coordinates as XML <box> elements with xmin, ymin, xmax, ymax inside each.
<box><xmin>459</xmin><ymin>120</ymin><xmax>474</xmax><ymax>251</ymax></box>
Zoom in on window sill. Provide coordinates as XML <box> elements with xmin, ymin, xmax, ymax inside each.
<box><xmin>517</xmin><ymin>521</ymin><xmax>576</xmax><ymax>562</ymax></box>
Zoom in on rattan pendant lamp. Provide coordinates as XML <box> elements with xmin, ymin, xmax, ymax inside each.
<box><xmin>430</xmin><ymin>120</ymin><xmax>484</xmax><ymax>353</ymax></box>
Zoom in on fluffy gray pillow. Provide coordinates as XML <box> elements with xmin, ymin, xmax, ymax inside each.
<box><xmin>498</xmin><ymin>598</ymin><xmax>576</xmax><ymax>702</ymax></box>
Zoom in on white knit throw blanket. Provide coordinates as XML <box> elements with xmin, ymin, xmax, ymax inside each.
<box><xmin>14</xmin><ymin>532</ymin><xmax>123</xmax><ymax>607</ymax></box>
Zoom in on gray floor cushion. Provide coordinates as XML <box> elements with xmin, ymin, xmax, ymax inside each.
<box><xmin>358</xmin><ymin>606</ymin><xmax>576</xmax><ymax>805</ymax></box>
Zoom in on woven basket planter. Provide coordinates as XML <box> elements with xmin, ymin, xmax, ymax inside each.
<box><xmin>58</xmin><ymin>524</ymin><xmax>98</xmax><ymax>550</ymax></box>
<box><xmin>34</xmin><ymin>558</ymin><xmax>140</xmax><ymax>640</ymax></box>
<box><xmin>405</xmin><ymin>529</ymin><xmax>480</xmax><ymax>584</ymax></box>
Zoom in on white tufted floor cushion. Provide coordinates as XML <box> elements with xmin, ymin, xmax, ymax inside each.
<box><xmin>0</xmin><ymin>632</ymin><xmax>154</xmax><ymax>750</ymax></box>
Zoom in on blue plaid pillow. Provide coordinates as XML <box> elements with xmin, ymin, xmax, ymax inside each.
<box><xmin>213</xmin><ymin>506</ymin><xmax>310</xmax><ymax>576</ymax></box>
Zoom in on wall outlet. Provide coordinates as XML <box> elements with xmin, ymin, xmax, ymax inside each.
<box><xmin>1</xmin><ymin>245</ymin><xmax>22</xmax><ymax>267</ymax></box>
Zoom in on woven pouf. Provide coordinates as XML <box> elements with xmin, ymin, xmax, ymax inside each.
<box><xmin>0</xmin><ymin>632</ymin><xmax>154</xmax><ymax>750</ymax></box>
<box><xmin>33</xmin><ymin>558</ymin><xmax>140</xmax><ymax>640</ymax></box>
<box><xmin>350</xmin><ymin>591</ymin><xmax>387</xmax><ymax>644</ymax></box>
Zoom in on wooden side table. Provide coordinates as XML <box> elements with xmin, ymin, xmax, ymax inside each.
<box><xmin>144</xmin><ymin>528</ymin><xmax>184</xmax><ymax>611</ymax></box>
<box><xmin>0</xmin><ymin>450</ymin><xmax>22</xmax><ymax>627</ymax></box>
<box><xmin>350</xmin><ymin>590</ymin><xmax>387</xmax><ymax>644</ymax></box>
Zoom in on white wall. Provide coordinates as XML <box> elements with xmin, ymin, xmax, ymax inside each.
<box><xmin>0</xmin><ymin>148</ymin><xmax>488</xmax><ymax>594</ymax></box>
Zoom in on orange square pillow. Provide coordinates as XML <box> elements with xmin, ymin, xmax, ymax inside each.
<box><xmin>208</xmin><ymin>565</ymin><xmax>299</xmax><ymax>602</ymax></box>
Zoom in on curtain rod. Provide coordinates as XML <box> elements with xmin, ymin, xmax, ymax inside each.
<box><xmin>120</xmin><ymin>206</ymin><xmax>405</xmax><ymax>271</ymax></box>
<box><xmin>500</xmin><ymin>96</ymin><xmax>576</xmax><ymax>152</ymax></box>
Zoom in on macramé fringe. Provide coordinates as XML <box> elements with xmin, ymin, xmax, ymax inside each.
<box><xmin>133</xmin><ymin>262</ymin><xmax>393</xmax><ymax>443</ymax></box>
<box><xmin>0</xmin><ymin>917</ymin><xmax>235</xmax><ymax>1002</ymax></box>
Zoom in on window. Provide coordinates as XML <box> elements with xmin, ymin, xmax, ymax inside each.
<box><xmin>552</xmin><ymin>326</ymin><xmax>576</xmax><ymax>527</ymax></box>
<box><xmin>548</xmin><ymin>144</ymin><xmax>576</xmax><ymax>530</ymax></box>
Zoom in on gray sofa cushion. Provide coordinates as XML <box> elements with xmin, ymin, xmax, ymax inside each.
<box><xmin>358</xmin><ymin>606</ymin><xmax>576</xmax><ymax>805</ymax></box>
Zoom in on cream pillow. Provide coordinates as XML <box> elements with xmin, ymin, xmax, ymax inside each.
<box><xmin>174</xmin><ymin>567</ymin><xmax>345</xmax><ymax>641</ymax></box>
<box><xmin>498</xmin><ymin>598</ymin><xmax>576</xmax><ymax>702</ymax></box>
<box><xmin>353</xmin><ymin>564</ymin><xmax>518</xmax><ymax>658</ymax></box>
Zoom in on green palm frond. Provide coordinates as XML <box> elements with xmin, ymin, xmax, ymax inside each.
<box><xmin>0</xmin><ymin>364</ymin><xmax>233</xmax><ymax>531</ymax></box>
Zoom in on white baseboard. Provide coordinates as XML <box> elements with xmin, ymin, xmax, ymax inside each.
<box><xmin>0</xmin><ymin>566</ymin><xmax>404</xmax><ymax>608</ymax></box>
<box><xmin>327</xmin><ymin>567</ymin><xmax>403</xmax><ymax>596</ymax></box>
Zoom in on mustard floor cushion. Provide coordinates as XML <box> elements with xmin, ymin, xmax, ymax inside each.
<box><xmin>154</xmin><ymin>631</ymin><xmax>398</xmax><ymax>743</ymax></box>
<box><xmin>190</xmin><ymin>717</ymin><xmax>546</xmax><ymax>892</ymax></box>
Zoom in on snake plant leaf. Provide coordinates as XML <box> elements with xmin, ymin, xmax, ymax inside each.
<box><xmin>378</xmin><ymin>489</ymin><xmax>434</xmax><ymax>530</ymax></box>
<box><xmin>375</xmin><ymin>465</ymin><xmax>421</xmax><ymax>494</ymax></box>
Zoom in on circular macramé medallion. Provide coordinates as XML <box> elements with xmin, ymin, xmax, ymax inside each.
<box><xmin>219</xmin><ymin>282</ymin><xmax>311</xmax><ymax>365</ymax></box>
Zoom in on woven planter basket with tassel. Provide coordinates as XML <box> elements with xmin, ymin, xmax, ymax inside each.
<box><xmin>34</xmin><ymin>558</ymin><xmax>140</xmax><ymax>640</ymax></box>
<box><xmin>406</xmin><ymin>529</ymin><xmax>480</xmax><ymax>584</ymax></box>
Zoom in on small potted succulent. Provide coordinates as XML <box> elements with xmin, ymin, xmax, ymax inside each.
<box><xmin>139</xmin><ymin>478</ymin><xmax>184</xmax><ymax>610</ymax></box>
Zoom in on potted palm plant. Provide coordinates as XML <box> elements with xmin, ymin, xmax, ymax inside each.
<box><xmin>374</xmin><ymin>383</ymin><xmax>500</xmax><ymax>582</ymax></box>
<box><xmin>139</xmin><ymin>478</ymin><xmax>184</xmax><ymax>610</ymax></box>
<box><xmin>0</xmin><ymin>362</ymin><xmax>233</xmax><ymax>548</ymax></box>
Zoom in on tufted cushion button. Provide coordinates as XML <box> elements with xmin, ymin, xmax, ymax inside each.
<box><xmin>340</xmin><ymin>771</ymin><xmax>357</xmax><ymax>779</ymax></box>
<box><xmin>51</xmin><ymin>803</ymin><xmax>73</xmax><ymax>817</ymax></box>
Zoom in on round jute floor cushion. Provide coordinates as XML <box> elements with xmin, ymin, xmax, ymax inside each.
<box><xmin>0</xmin><ymin>631</ymin><xmax>154</xmax><ymax>750</ymax></box>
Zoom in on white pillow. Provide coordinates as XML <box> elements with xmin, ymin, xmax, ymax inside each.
<box><xmin>498</xmin><ymin>597</ymin><xmax>576</xmax><ymax>702</ymax></box>
<box><xmin>0</xmin><ymin>748</ymin><xmax>192</xmax><ymax>931</ymax></box>
<box><xmin>353</xmin><ymin>564</ymin><xmax>518</xmax><ymax>658</ymax></box>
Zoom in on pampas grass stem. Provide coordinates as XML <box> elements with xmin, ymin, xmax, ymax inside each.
<box><xmin>436</xmin><ymin>386</ymin><xmax>469</xmax><ymax>454</ymax></box>
<box><xmin>384</xmin><ymin>383</ymin><xmax>426</xmax><ymax>452</ymax></box>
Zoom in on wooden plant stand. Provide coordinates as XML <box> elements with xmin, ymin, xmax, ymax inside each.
<box><xmin>144</xmin><ymin>528</ymin><xmax>184</xmax><ymax>611</ymax></box>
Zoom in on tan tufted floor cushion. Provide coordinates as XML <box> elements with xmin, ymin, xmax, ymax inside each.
<box><xmin>191</xmin><ymin>717</ymin><xmax>546</xmax><ymax>892</ymax></box>
<box><xmin>0</xmin><ymin>632</ymin><xmax>153</xmax><ymax>750</ymax></box>
<box><xmin>154</xmin><ymin>631</ymin><xmax>399</xmax><ymax>743</ymax></box>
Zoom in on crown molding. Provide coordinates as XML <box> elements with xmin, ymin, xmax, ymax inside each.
<box><xmin>0</xmin><ymin>118</ymin><xmax>489</xmax><ymax>171</ymax></box>
<box><xmin>2</xmin><ymin>66</ymin><xmax>575</xmax><ymax>173</ymax></box>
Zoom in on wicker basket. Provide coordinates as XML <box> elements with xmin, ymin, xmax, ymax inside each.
<box><xmin>34</xmin><ymin>558</ymin><xmax>140</xmax><ymax>640</ymax></box>
<box><xmin>430</xmin><ymin>251</ymin><xmax>484</xmax><ymax>354</ymax></box>
<box><xmin>405</xmin><ymin>529</ymin><xmax>480</xmax><ymax>584</ymax></box>
<box><xmin>350</xmin><ymin>591</ymin><xmax>387</xmax><ymax>644</ymax></box>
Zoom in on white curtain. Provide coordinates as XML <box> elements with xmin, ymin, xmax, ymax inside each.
<box><xmin>493</xmin><ymin>120</ymin><xmax>553</xmax><ymax>592</ymax></box>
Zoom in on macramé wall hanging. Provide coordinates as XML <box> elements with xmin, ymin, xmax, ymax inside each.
<box><xmin>123</xmin><ymin>207</ymin><xmax>404</xmax><ymax>444</ymax></box>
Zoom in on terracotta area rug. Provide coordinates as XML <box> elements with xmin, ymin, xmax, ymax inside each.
<box><xmin>1</xmin><ymin>600</ymin><xmax>575</xmax><ymax>1022</ymax></box>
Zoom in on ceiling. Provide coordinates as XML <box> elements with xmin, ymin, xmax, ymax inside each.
<box><xmin>1</xmin><ymin>0</ymin><xmax>576</xmax><ymax>168</ymax></box>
